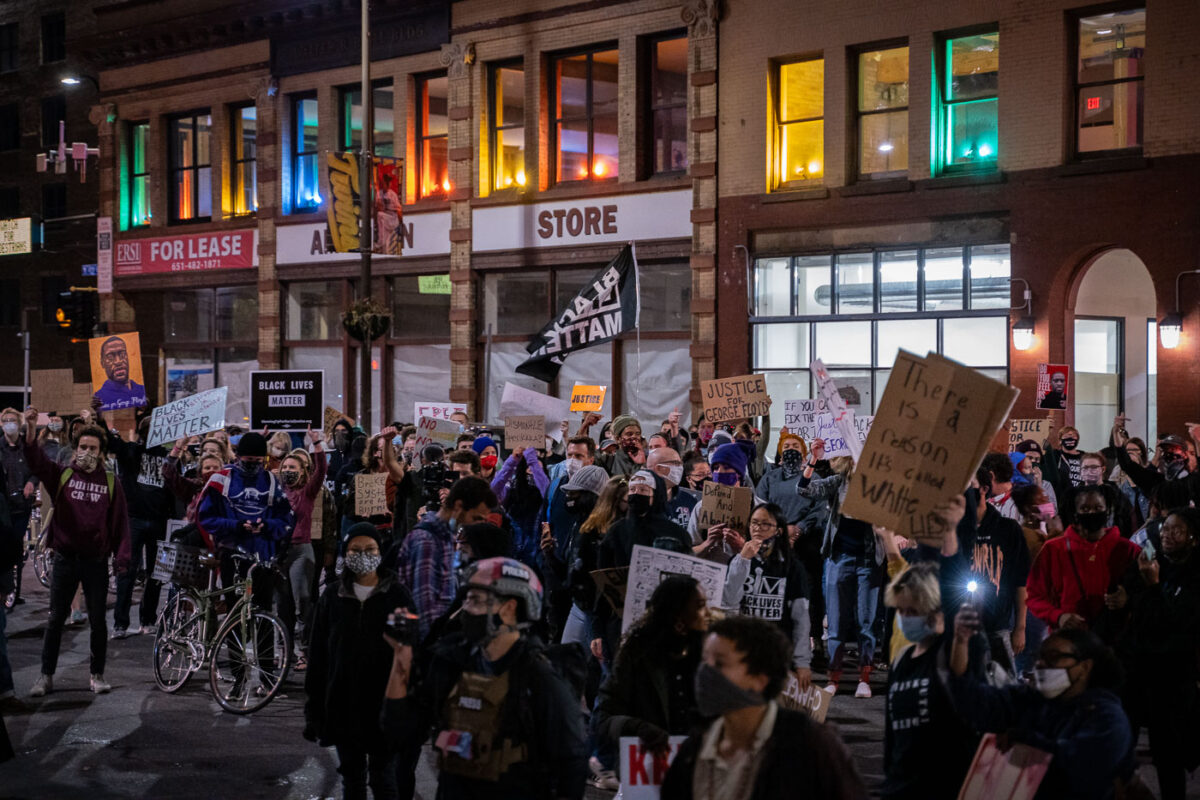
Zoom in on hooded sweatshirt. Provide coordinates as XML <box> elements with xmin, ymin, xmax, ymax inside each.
<box><xmin>597</xmin><ymin>473</ymin><xmax>691</xmax><ymax>569</ymax></box>
<box><xmin>1026</xmin><ymin>525</ymin><xmax>1140</xmax><ymax>628</ymax></box>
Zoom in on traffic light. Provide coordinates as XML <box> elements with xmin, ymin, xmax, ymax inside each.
<box><xmin>55</xmin><ymin>290</ymin><xmax>96</xmax><ymax>339</ymax></box>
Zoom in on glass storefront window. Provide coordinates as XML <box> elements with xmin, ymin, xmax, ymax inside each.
<box><xmin>835</xmin><ymin>253</ymin><xmax>874</xmax><ymax>314</ymax></box>
<box><xmin>969</xmin><ymin>244</ymin><xmax>1011</xmax><ymax>310</ymax></box>
<box><xmin>754</xmin><ymin>258</ymin><xmax>790</xmax><ymax>317</ymax></box>
<box><xmin>942</xmin><ymin>316</ymin><xmax>1008</xmax><ymax>366</ymax></box>
<box><xmin>622</xmin><ymin>340</ymin><xmax>690</xmax><ymax>425</ymax></box>
<box><xmin>482</xmin><ymin>272</ymin><xmax>550</xmax><ymax>335</ymax></box>
<box><xmin>289</xmin><ymin>346</ymin><xmax>346</xmax><ymax>409</ymax></box>
<box><xmin>286</xmin><ymin>281</ymin><xmax>343</xmax><ymax>341</ymax></box>
<box><xmin>924</xmin><ymin>247</ymin><xmax>965</xmax><ymax>311</ymax></box>
<box><xmin>796</xmin><ymin>256</ymin><xmax>832</xmax><ymax>315</ymax></box>
<box><xmin>815</xmin><ymin>320</ymin><xmax>871</xmax><ymax>366</ymax></box>
<box><xmin>393</xmin><ymin>344</ymin><xmax>452</xmax><ymax>422</ymax></box>
<box><xmin>754</xmin><ymin>323</ymin><xmax>810</xmax><ymax>370</ymax></box>
<box><xmin>879</xmin><ymin>250</ymin><xmax>918</xmax><ymax>312</ymax></box>
<box><xmin>876</xmin><ymin>318</ymin><xmax>936</xmax><ymax>368</ymax></box>
<box><xmin>393</xmin><ymin>276</ymin><xmax>451</xmax><ymax>339</ymax></box>
<box><xmin>164</xmin><ymin>290</ymin><xmax>213</xmax><ymax>342</ymax></box>
<box><xmin>216</xmin><ymin>286</ymin><xmax>257</xmax><ymax>342</ymax></box>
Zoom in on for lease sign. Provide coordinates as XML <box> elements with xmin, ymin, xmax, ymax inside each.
<box><xmin>114</xmin><ymin>229</ymin><xmax>257</xmax><ymax>276</ymax></box>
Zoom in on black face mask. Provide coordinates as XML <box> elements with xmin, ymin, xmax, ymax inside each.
<box><xmin>1076</xmin><ymin>511</ymin><xmax>1108</xmax><ymax>533</ymax></box>
<box><xmin>239</xmin><ymin>459</ymin><xmax>262</xmax><ymax>479</ymax></box>
<box><xmin>1060</xmin><ymin>437</ymin><xmax>1079</xmax><ymax>451</ymax></box>
<box><xmin>628</xmin><ymin>495</ymin><xmax>652</xmax><ymax>517</ymax></box>
<box><xmin>460</xmin><ymin>610</ymin><xmax>505</xmax><ymax>646</ymax></box>
<box><xmin>690</xmin><ymin>476</ymin><xmax>709</xmax><ymax>491</ymax></box>
<box><xmin>565</xmin><ymin>494</ymin><xmax>597</xmax><ymax>517</ymax></box>
<box><xmin>780</xmin><ymin>449</ymin><xmax>803</xmax><ymax>473</ymax></box>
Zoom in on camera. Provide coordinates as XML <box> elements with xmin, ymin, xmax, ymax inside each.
<box><xmin>384</xmin><ymin>608</ymin><xmax>420</xmax><ymax>645</ymax></box>
<box><xmin>421</xmin><ymin>445</ymin><xmax>455</xmax><ymax>510</ymax></box>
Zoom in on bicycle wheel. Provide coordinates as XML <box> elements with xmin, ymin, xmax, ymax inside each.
<box><xmin>33</xmin><ymin>529</ymin><xmax>52</xmax><ymax>588</ymax></box>
<box><xmin>152</xmin><ymin>590</ymin><xmax>202</xmax><ymax>693</ymax></box>
<box><xmin>208</xmin><ymin>609</ymin><xmax>292</xmax><ymax>714</ymax></box>
<box><xmin>3</xmin><ymin>565</ymin><xmax>15</xmax><ymax>610</ymax></box>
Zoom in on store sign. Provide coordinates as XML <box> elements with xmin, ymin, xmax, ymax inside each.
<box><xmin>114</xmin><ymin>229</ymin><xmax>258</xmax><ymax>276</ymax></box>
<box><xmin>276</xmin><ymin>212</ymin><xmax>451</xmax><ymax>263</ymax></box>
<box><xmin>96</xmin><ymin>216</ymin><xmax>113</xmax><ymax>292</ymax></box>
<box><xmin>472</xmin><ymin>190</ymin><xmax>692</xmax><ymax>252</ymax></box>
<box><xmin>0</xmin><ymin>217</ymin><xmax>33</xmax><ymax>255</ymax></box>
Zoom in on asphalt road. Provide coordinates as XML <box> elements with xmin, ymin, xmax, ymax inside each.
<box><xmin>0</xmin><ymin>577</ymin><xmax>1192</xmax><ymax>799</ymax></box>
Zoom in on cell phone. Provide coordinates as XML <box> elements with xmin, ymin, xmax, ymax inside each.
<box><xmin>384</xmin><ymin>609</ymin><xmax>420</xmax><ymax>645</ymax></box>
<box><xmin>1142</xmin><ymin>539</ymin><xmax>1156</xmax><ymax>562</ymax></box>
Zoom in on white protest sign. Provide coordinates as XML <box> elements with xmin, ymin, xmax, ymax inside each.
<box><xmin>618</xmin><ymin>736</ymin><xmax>687</xmax><ymax>799</ymax></box>
<box><xmin>146</xmin><ymin>387</ymin><xmax>228</xmax><ymax>448</ymax></box>
<box><xmin>498</xmin><ymin>382</ymin><xmax>570</xmax><ymax>443</ymax></box>
<box><xmin>777</xmin><ymin>673</ymin><xmax>832</xmax><ymax>722</ymax></box>
<box><xmin>825</xmin><ymin>414</ymin><xmax>874</xmax><ymax>458</ymax></box>
<box><xmin>811</xmin><ymin>359</ymin><xmax>864</xmax><ymax>462</ymax></box>
<box><xmin>622</xmin><ymin>545</ymin><xmax>727</xmax><ymax>633</ymax></box>
<box><xmin>412</xmin><ymin>416</ymin><xmax>462</xmax><ymax>452</ymax></box>
<box><xmin>783</xmin><ymin>398</ymin><xmax>874</xmax><ymax>458</ymax></box>
<box><xmin>413</xmin><ymin>401</ymin><xmax>466</xmax><ymax>422</ymax></box>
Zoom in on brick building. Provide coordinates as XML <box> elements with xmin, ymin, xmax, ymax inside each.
<box><xmin>716</xmin><ymin>0</ymin><xmax>1200</xmax><ymax>448</ymax></box>
<box><xmin>83</xmin><ymin>0</ymin><xmax>719</xmax><ymax>427</ymax></box>
<box><xmin>0</xmin><ymin>1</ymin><xmax>103</xmax><ymax>408</ymax></box>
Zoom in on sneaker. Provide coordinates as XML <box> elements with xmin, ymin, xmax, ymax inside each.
<box><xmin>823</xmin><ymin>681</ymin><xmax>838</xmax><ymax>695</ymax></box>
<box><xmin>111</xmin><ymin>627</ymin><xmax>129</xmax><ymax>640</ymax></box>
<box><xmin>855</xmin><ymin>680</ymin><xmax>872</xmax><ymax>699</ymax></box>
<box><xmin>138</xmin><ymin>624</ymin><xmax>157</xmax><ymax>636</ymax></box>
<box><xmin>29</xmin><ymin>674</ymin><xmax>52</xmax><ymax>697</ymax></box>
<box><xmin>70</xmin><ymin>610</ymin><xmax>87</xmax><ymax>624</ymax></box>
<box><xmin>90</xmin><ymin>674</ymin><xmax>111</xmax><ymax>694</ymax></box>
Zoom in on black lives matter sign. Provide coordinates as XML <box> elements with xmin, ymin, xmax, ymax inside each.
<box><xmin>249</xmin><ymin>370</ymin><xmax>324</xmax><ymax>431</ymax></box>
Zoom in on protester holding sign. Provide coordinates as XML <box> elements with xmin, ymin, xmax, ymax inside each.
<box><xmin>344</xmin><ymin>430</ymin><xmax>407</xmax><ymax>541</ymax></box>
<box><xmin>275</xmin><ymin>426</ymin><xmax>326</xmax><ymax>658</ymax></box>
<box><xmin>490</xmin><ymin>446</ymin><xmax>549</xmax><ymax>569</ymax></box>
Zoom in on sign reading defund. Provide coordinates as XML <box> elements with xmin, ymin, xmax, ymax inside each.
<box><xmin>841</xmin><ymin>352</ymin><xmax>1017</xmax><ymax>544</ymax></box>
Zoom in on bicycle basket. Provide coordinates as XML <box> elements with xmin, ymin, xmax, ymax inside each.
<box><xmin>152</xmin><ymin>541</ymin><xmax>208</xmax><ymax>590</ymax></box>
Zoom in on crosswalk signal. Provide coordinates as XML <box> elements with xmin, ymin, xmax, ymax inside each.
<box><xmin>55</xmin><ymin>291</ymin><xmax>76</xmax><ymax>330</ymax></box>
<box><xmin>55</xmin><ymin>290</ymin><xmax>96</xmax><ymax>339</ymax></box>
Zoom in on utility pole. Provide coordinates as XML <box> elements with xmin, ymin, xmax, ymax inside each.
<box><xmin>358</xmin><ymin>0</ymin><xmax>374</xmax><ymax>432</ymax></box>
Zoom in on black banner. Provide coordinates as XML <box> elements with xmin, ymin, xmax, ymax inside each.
<box><xmin>516</xmin><ymin>244</ymin><xmax>640</xmax><ymax>383</ymax></box>
<box><xmin>249</xmin><ymin>370</ymin><xmax>324</xmax><ymax>431</ymax></box>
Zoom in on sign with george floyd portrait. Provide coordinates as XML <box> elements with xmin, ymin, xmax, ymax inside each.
<box><xmin>88</xmin><ymin>332</ymin><xmax>148</xmax><ymax>412</ymax></box>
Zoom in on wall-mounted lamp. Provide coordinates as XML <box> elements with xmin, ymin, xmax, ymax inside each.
<box><xmin>1010</xmin><ymin>278</ymin><xmax>1035</xmax><ymax>351</ymax></box>
<box><xmin>1159</xmin><ymin>270</ymin><xmax>1200</xmax><ymax>350</ymax></box>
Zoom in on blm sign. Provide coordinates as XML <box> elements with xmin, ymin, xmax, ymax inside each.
<box><xmin>250</xmin><ymin>370</ymin><xmax>324</xmax><ymax>431</ymax></box>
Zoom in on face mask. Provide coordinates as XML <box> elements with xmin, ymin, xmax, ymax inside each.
<box><xmin>780</xmin><ymin>449</ymin><xmax>803</xmax><ymax>472</ymax></box>
<box><xmin>1032</xmin><ymin>667</ymin><xmax>1072</xmax><ymax>699</ymax></box>
<box><xmin>270</xmin><ymin>445</ymin><xmax>286</xmax><ymax>457</ymax></box>
<box><xmin>48</xmin><ymin>421</ymin><xmax>62</xmax><ymax>432</ymax></box>
<box><xmin>699</xmin><ymin>430</ymin><xmax>713</xmax><ymax>444</ymax></box>
<box><xmin>691</xmin><ymin>476</ymin><xmax>709</xmax><ymax>490</ymax></box>
<box><xmin>239</xmin><ymin>459</ymin><xmax>262</xmax><ymax>479</ymax></box>
<box><xmin>621</xmin><ymin>443</ymin><xmax>640</xmax><ymax>457</ymax></box>
<box><xmin>1035</xmin><ymin>502</ymin><xmax>1056</xmax><ymax>520</ymax></box>
<box><xmin>897</xmin><ymin>613</ymin><xmax>936</xmax><ymax>643</ymax></box>
<box><xmin>461</xmin><ymin>610</ymin><xmax>505</xmax><ymax>646</ymax></box>
<box><xmin>229</xmin><ymin>434</ymin><xmax>243</xmax><ymax>447</ymax></box>
<box><xmin>1076</xmin><ymin>511</ymin><xmax>1108</xmax><ymax>533</ymax></box>
<box><xmin>713</xmin><ymin>471</ymin><xmax>740</xmax><ymax>487</ymax></box>
<box><xmin>566</xmin><ymin>494</ymin><xmax>597</xmax><ymax>517</ymax></box>
<box><xmin>1162</xmin><ymin>457</ymin><xmax>1188</xmax><ymax>481</ymax></box>
<box><xmin>1060</xmin><ymin>437</ymin><xmax>1079</xmax><ymax>451</ymax></box>
<box><xmin>663</xmin><ymin>465</ymin><xmax>683</xmax><ymax>487</ymax></box>
<box><xmin>566</xmin><ymin>458</ymin><xmax>584</xmax><ymax>478</ymax></box>
<box><xmin>344</xmin><ymin>550</ymin><xmax>381</xmax><ymax>576</ymax></box>
<box><xmin>693</xmin><ymin>662</ymin><xmax>764</xmax><ymax>717</ymax></box>
<box><xmin>333</xmin><ymin>432</ymin><xmax>349</xmax><ymax>450</ymax></box>
<box><xmin>1</xmin><ymin>422</ymin><xmax>16</xmax><ymax>437</ymax></box>
<box><xmin>480</xmin><ymin>454</ymin><xmax>498</xmax><ymax>470</ymax></box>
<box><xmin>628</xmin><ymin>495</ymin><xmax>652</xmax><ymax>517</ymax></box>
<box><xmin>76</xmin><ymin>450</ymin><xmax>99</xmax><ymax>471</ymax></box>
<box><xmin>280</xmin><ymin>470</ymin><xmax>301</xmax><ymax>487</ymax></box>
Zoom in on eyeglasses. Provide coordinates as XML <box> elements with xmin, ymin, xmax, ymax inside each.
<box><xmin>346</xmin><ymin>548</ymin><xmax>380</xmax><ymax>556</ymax></box>
<box><xmin>1039</xmin><ymin>650</ymin><xmax>1080</xmax><ymax>668</ymax></box>
<box><xmin>749</xmin><ymin>521</ymin><xmax>778</xmax><ymax>531</ymax></box>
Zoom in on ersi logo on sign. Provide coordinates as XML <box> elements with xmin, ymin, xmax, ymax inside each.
<box><xmin>116</xmin><ymin>242</ymin><xmax>141</xmax><ymax>265</ymax></box>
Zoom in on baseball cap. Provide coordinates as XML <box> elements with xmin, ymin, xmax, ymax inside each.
<box><xmin>563</xmin><ymin>464</ymin><xmax>609</xmax><ymax>496</ymax></box>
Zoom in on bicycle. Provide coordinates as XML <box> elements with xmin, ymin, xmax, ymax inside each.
<box><xmin>5</xmin><ymin>504</ymin><xmax>49</xmax><ymax>609</ymax></box>
<box><xmin>151</xmin><ymin>543</ymin><xmax>293</xmax><ymax>714</ymax></box>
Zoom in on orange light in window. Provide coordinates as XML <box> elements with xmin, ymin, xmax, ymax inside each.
<box><xmin>593</xmin><ymin>160</ymin><xmax>607</xmax><ymax>177</ymax></box>
<box><xmin>371</xmin><ymin>359</ymin><xmax>379</xmax><ymax>370</ymax></box>
<box><xmin>441</xmin><ymin>176</ymin><xmax>451</xmax><ymax>192</ymax></box>
<box><xmin>578</xmin><ymin>166</ymin><xmax>589</xmax><ymax>178</ymax></box>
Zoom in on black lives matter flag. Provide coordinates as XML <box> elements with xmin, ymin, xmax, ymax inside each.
<box><xmin>516</xmin><ymin>244</ymin><xmax>640</xmax><ymax>382</ymax></box>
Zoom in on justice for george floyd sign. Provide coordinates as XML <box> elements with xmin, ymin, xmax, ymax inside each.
<box><xmin>249</xmin><ymin>370</ymin><xmax>324</xmax><ymax>431</ymax></box>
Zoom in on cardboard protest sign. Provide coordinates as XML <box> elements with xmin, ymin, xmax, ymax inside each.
<box><xmin>590</xmin><ymin>566</ymin><xmax>628</xmax><ymax>614</ymax></box>
<box><xmin>783</xmin><ymin>398</ymin><xmax>873</xmax><ymax>458</ymax></box>
<box><xmin>696</xmin><ymin>482</ymin><xmax>754</xmax><ymax>532</ymax></box>
<box><xmin>1035</xmin><ymin>363</ymin><xmax>1069</xmax><ymax>411</ymax></box>
<box><xmin>504</xmin><ymin>415</ymin><xmax>545</xmax><ymax>452</ymax></box>
<box><xmin>354</xmin><ymin>472</ymin><xmax>389</xmax><ymax>517</ymax></box>
<box><xmin>1007</xmin><ymin>418</ymin><xmax>1050</xmax><ymax>452</ymax></box>
<box><xmin>700</xmin><ymin>374</ymin><xmax>771</xmax><ymax>425</ymax></box>
<box><xmin>777</xmin><ymin>673</ymin><xmax>832</xmax><ymax>723</ymax></box>
<box><xmin>146</xmin><ymin>387</ymin><xmax>228</xmax><ymax>448</ymax></box>
<box><xmin>413</xmin><ymin>402</ymin><xmax>466</xmax><ymax>422</ymax></box>
<box><xmin>109</xmin><ymin>408</ymin><xmax>138</xmax><ymax>441</ymax></box>
<box><xmin>618</xmin><ymin>736</ymin><xmax>687</xmax><ymax>800</ymax></box>
<box><xmin>249</xmin><ymin>370</ymin><xmax>323</xmax><ymax>430</ymax></box>
<box><xmin>958</xmin><ymin>733</ymin><xmax>1052</xmax><ymax>800</ymax></box>
<box><xmin>498</xmin><ymin>382</ymin><xmax>569</xmax><ymax>443</ymax></box>
<box><xmin>812</xmin><ymin>359</ymin><xmax>864</xmax><ymax>462</ymax></box>
<box><xmin>412</xmin><ymin>415</ymin><xmax>462</xmax><ymax>452</ymax></box>
<box><xmin>323</xmin><ymin>406</ymin><xmax>355</xmax><ymax>440</ymax></box>
<box><xmin>88</xmin><ymin>332</ymin><xmax>148</xmax><ymax>411</ymax></box>
<box><xmin>622</xmin><ymin>545</ymin><xmax>727</xmax><ymax>633</ymax></box>
<box><xmin>71</xmin><ymin>383</ymin><xmax>95</xmax><ymax>413</ymax></box>
<box><xmin>842</xmin><ymin>351</ymin><xmax>1018</xmax><ymax>544</ymax></box>
<box><xmin>31</xmin><ymin>369</ymin><xmax>74</xmax><ymax>413</ymax></box>
<box><xmin>569</xmin><ymin>384</ymin><xmax>607</xmax><ymax>412</ymax></box>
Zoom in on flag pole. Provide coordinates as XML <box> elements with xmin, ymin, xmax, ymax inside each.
<box><xmin>631</xmin><ymin>242</ymin><xmax>641</xmax><ymax>418</ymax></box>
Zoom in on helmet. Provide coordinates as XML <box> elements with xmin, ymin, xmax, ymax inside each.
<box><xmin>461</xmin><ymin>557</ymin><xmax>543</xmax><ymax>622</ymax></box>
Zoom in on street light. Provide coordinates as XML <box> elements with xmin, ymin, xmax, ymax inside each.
<box><xmin>1010</xmin><ymin>278</ymin><xmax>1036</xmax><ymax>351</ymax></box>
<box><xmin>1159</xmin><ymin>270</ymin><xmax>1200</xmax><ymax>350</ymax></box>
<box><xmin>60</xmin><ymin>75</ymin><xmax>100</xmax><ymax>91</ymax></box>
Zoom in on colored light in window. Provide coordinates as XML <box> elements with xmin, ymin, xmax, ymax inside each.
<box><xmin>978</xmin><ymin>143</ymin><xmax>992</xmax><ymax>157</ymax></box>
<box><xmin>1086</xmin><ymin>96</ymin><xmax>1100</xmax><ymax>111</ymax></box>
<box><xmin>515</xmin><ymin>171</ymin><xmax>526</xmax><ymax>186</ymax></box>
<box><xmin>593</xmin><ymin>159</ymin><xmax>608</xmax><ymax>177</ymax></box>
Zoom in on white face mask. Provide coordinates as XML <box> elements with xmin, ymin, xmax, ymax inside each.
<box><xmin>1032</xmin><ymin>667</ymin><xmax>1072</xmax><ymax>699</ymax></box>
<box><xmin>2</xmin><ymin>422</ymin><xmax>17</xmax><ymax>437</ymax></box>
<box><xmin>566</xmin><ymin>458</ymin><xmax>583</xmax><ymax>477</ymax></box>
<box><xmin>664</xmin><ymin>464</ymin><xmax>684</xmax><ymax>487</ymax></box>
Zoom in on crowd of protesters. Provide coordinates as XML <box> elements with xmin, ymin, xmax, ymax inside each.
<box><xmin>1</xmin><ymin>392</ymin><xmax>1197</xmax><ymax>800</ymax></box>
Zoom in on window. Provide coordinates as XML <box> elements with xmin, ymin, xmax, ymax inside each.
<box><xmin>42</xmin><ymin>183</ymin><xmax>66</xmax><ymax>220</ymax></box>
<box><xmin>128</xmin><ymin>121</ymin><xmax>150</xmax><ymax>227</ymax></box>
<box><xmin>0</xmin><ymin>280</ymin><xmax>19</xmax><ymax>326</ymax></box>
<box><xmin>489</xmin><ymin>63</ymin><xmax>526</xmax><ymax>191</ymax></box>
<box><xmin>286</xmin><ymin>281</ymin><xmax>344</xmax><ymax>341</ymax></box>
<box><xmin>339</xmin><ymin>81</ymin><xmax>394</xmax><ymax>156</ymax></box>
<box><xmin>416</xmin><ymin>74</ymin><xmax>448</xmax><ymax>199</ymax></box>
<box><xmin>42</xmin><ymin>95</ymin><xmax>66</xmax><ymax>149</ymax></box>
<box><xmin>0</xmin><ymin>104</ymin><xmax>17</xmax><ymax>151</ymax></box>
<box><xmin>648</xmin><ymin>35</ymin><xmax>687</xmax><ymax>174</ymax></box>
<box><xmin>0</xmin><ymin>23</ymin><xmax>17</xmax><ymax>73</ymax></box>
<box><xmin>750</xmin><ymin>244</ymin><xmax>1011</xmax><ymax>426</ymax></box>
<box><xmin>41</xmin><ymin>12</ymin><xmax>65</xmax><ymax>64</ymax></box>
<box><xmin>168</xmin><ymin>112</ymin><xmax>212</xmax><ymax>222</ymax></box>
<box><xmin>1076</xmin><ymin>9</ymin><xmax>1144</xmax><ymax>155</ymax></box>
<box><xmin>552</xmin><ymin>47</ymin><xmax>619</xmax><ymax>183</ymax></box>
<box><xmin>230</xmin><ymin>106</ymin><xmax>256</xmax><ymax>216</ymax></box>
<box><xmin>41</xmin><ymin>276</ymin><xmax>68</xmax><ymax>325</ymax></box>
<box><xmin>292</xmin><ymin>94</ymin><xmax>320</xmax><ymax>212</ymax></box>
<box><xmin>160</xmin><ymin>288</ymin><xmax>258</xmax><ymax>422</ymax></box>
<box><xmin>0</xmin><ymin>186</ymin><xmax>16</xmax><ymax>218</ymax></box>
<box><xmin>774</xmin><ymin>58</ymin><xmax>824</xmax><ymax>186</ymax></box>
<box><xmin>392</xmin><ymin>276</ymin><xmax>451</xmax><ymax>339</ymax></box>
<box><xmin>857</xmin><ymin>46</ymin><xmax>908</xmax><ymax>178</ymax></box>
<box><xmin>937</xmin><ymin>31</ymin><xmax>999</xmax><ymax>171</ymax></box>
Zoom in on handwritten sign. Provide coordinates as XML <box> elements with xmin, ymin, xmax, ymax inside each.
<box><xmin>777</xmin><ymin>673</ymin><xmax>832</xmax><ymax>722</ymax></box>
<box><xmin>1007</xmin><ymin>418</ymin><xmax>1050</xmax><ymax>452</ymax></box>
<box><xmin>783</xmin><ymin>398</ymin><xmax>874</xmax><ymax>458</ymax></box>
<box><xmin>31</xmin><ymin>369</ymin><xmax>75</xmax><ymax>413</ymax></box>
<box><xmin>146</xmin><ymin>387</ymin><xmax>228</xmax><ymax>448</ymax></box>
<box><xmin>622</xmin><ymin>545</ymin><xmax>728</xmax><ymax>633</ymax></box>
<box><xmin>412</xmin><ymin>415</ymin><xmax>461</xmax><ymax>453</ymax></box>
<box><xmin>498</xmin><ymin>382</ymin><xmax>569</xmax><ymax>443</ymax></box>
<box><xmin>841</xmin><ymin>351</ymin><xmax>1018</xmax><ymax>544</ymax></box>
<box><xmin>958</xmin><ymin>733</ymin><xmax>1052</xmax><ymax>800</ymax></box>
<box><xmin>700</xmin><ymin>374</ymin><xmax>770</xmax><ymax>424</ymax></box>
<box><xmin>323</xmin><ymin>406</ymin><xmax>355</xmax><ymax>440</ymax></box>
<box><xmin>618</xmin><ymin>736</ymin><xmax>687</xmax><ymax>800</ymax></box>
<box><xmin>413</xmin><ymin>402</ymin><xmax>466</xmax><ymax>422</ymax></box>
<box><xmin>355</xmin><ymin>472</ymin><xmax>389</xmax><ymax>517</ymax></box>
<box><xmin>569</xmin><ymin>384</ymin><xmax>607</xmax><ymax>412</ymax></box>
<box><xmin>504</xmin><ymin>415</ymin><xmax>545</xmax><ymax>452</ymax></box>
<box><xmin>812</xmin><ymin>359</ymin><xmax>864</xmax><ymax>462</ymax></box>
<box><xmin>696</xmin><ymin>482</ymin><xmax>754</xmax><ymax>532</ymax></box>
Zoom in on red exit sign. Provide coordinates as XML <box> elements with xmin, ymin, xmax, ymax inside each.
<box><xmin>1086</xmin><ymin>96</ymin><xmax>1101</xmax><ymax>111</ymax></box>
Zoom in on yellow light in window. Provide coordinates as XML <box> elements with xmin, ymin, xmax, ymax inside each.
<box><xmin>442</xmin><ymin>177</ymin><xmax>451</xmax><ymax>192</ymax></box>
<box><xmin>593</xmin><ymin>160</ymin><xmax>607</xmax><ymax>177</ymax></box>
<box><xmin>794</xmin><ymin>166</ymin><xmax>803</xmax><ymax>175</ymax></box>
<box><xmin>578</xmin><ymin>166</ymin><xmax>589</xmax><ymax>178</ymax></box>
<box><xmin>504</xmin><ymin>176</ymin><xmax>513</xmax><ymax>187</ymax></box>
<box><xmin>807</xmin><ymin>159</ymin><xmax>822</xmax><ymax>175</ymax></box>
<box><xmin>515</xmin><ymin>171</ymin><xmax>526</xmax><ymax>186</ymax></box>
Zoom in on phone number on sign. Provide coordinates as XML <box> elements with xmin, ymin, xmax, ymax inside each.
<box><xmin>168</xmin><ymin>259</ymin><xmax>227</xmax><ymax>271</ymax></box>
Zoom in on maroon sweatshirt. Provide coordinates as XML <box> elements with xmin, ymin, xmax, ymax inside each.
<box><xmin>25</xmin><ymin>438</ymin><xmax>131</xmax><ymax>573</ymax></box>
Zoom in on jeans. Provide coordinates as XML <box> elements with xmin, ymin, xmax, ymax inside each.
<box><xmin>0</xmin><ymin>567</ymin><xmax>12</xmax><ymax>694</ymax></box>
<box><xmin>43</xmin><ymin>553</ymin><xmax>110</xmax><ymax>676</ymax></box>
<box><xmin>7</xmin><ymin>510</ymin><xmax>29</xmax><ymax>601</ymax></box>
<box><xmin>336</xmin><ymin>742</ymin><xmax>398</xmax><ymax>800</ymax></box>
<box><xmin>114</xmin><ymin>517</ymin><xmax>166</xmax><ymax>630</ymax></box>
<box><xmin>824</xmin><ymin>552</ymin><xmax>883</xmax><ymax>671</ymax></box>
<box><xmin>560</xmin><ymin>603</ymin><xmax>592</xmax><ymax>646</ymax></box>
<box><xmin>275</xmin><ymin>543</ymin><xmax>315</xmax><ymax>646</ymax></box>
<box><xmin>1014</xmin><ymin>609</ymin><xmax>1047</xmax><ymax>677</ymax></box>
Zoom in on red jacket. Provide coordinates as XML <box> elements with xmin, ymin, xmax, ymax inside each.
<box><xmin>1026</xmin><ymin>525</ymin><xmax>1140</xmax><ymax>628</ymax></box>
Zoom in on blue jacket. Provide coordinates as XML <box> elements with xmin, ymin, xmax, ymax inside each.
<box><xmin>197</xmin><ymin>465</ymin><xmax>294</xmax><ymax>562</ymax></box>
